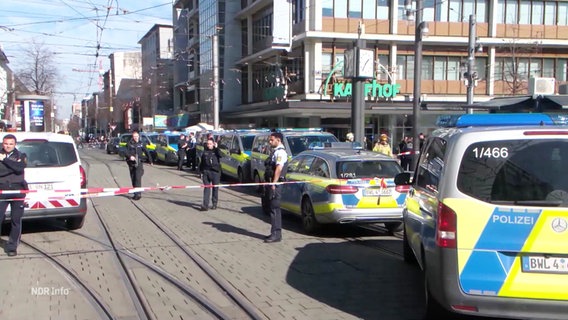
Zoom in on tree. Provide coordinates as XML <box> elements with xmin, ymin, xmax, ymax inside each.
<box><xmin>16</xmin><ymin>41</ymin><xmax>58</xmax><ymax>95</ymax></box>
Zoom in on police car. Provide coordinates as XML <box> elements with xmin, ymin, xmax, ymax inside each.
<box><xmin>281</xmin><ymin>142</ymin><xmax>406</xmax><ymax>234</ymax></box>
<box><xmin>395</xmin><ymin>113</ymin><xmax>568</xmax><ymax>318</ymax></box>
<box><xmin>155</xmin><ymin>132</ymin><xmax>184</xmax><ymax>165</ymax></box>
<box><xmin>217</xmin><ymin>129</ymin><xmax>270</xmax><ymax>183</ymax></box>
<box><xmin>117</xmin><ymin>132</ymin><xmax>158</xmax><ymax>161</ymax></box>
<box><xmin>250</xmin><ymin>129</ymin><xmax>339</xmax><ymax>190</ymax></box>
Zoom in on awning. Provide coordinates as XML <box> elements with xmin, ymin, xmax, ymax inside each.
<box><xmin>185</xmin><ymin>122</ymin><xmax>214</xmax><ymax>133</ymax></box>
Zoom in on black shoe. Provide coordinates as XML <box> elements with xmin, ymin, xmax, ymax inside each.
<box><xmin>7</xmin><ymin>250</ymin><xmax>17</xmax><ymax>257</ymax></box>
<box><xmin>133</xmin><ymin>194</ymin><xmax>141</xmax><ymax>200</ymax></box>
<box><xmin>200</xmin><ymin>206</ymin><xmax>209</xmax><ymax>211</ymax></box>
<box><xmin>264</xmin><ymin>237</ymin><xmax>281</xmax><ymax>243</ymax></box>
<box><xmin>211</xmin><ymin>204</ymin><xmax>217</xmax><ymax>210</ymax></box>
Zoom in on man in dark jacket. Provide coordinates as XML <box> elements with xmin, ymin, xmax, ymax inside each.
<box><xmin>198</xmin><ymin>138</ymin><xmax>221</xmax><ymax>211</ymax></box>
<box><xmin>126</xmin><ymin>130</ymin><xmax>153</xmax><ymax>200</ymax></box>
<box><xmin>177</xmin><ymin>134</ymin><xmax>188</xmax><ymax>171</ymax></box>
<box><xmin>0</xmin><ymin>134</ymin><xmax>27</xmax><ymax>256</ymax></box>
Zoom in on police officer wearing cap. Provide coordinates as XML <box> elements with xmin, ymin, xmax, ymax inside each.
<box><xmin>126</xmin><ymin>130</ymin><xmax>153</xmax><ymax>200</ymax></box>
<box><xmin>0</xmin><ymin>134</ymin><xmax>28</xmax><ymax>256</ymax></box>
<box><xmin>262</xmin><ymin>132</ymin><xmax>287</xmax><ymax>243</ymax></box>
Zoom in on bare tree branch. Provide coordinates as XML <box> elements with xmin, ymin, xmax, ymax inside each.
<box><xmin>16</xmin><ymin>41</ymin><xmax>58</xmax><ymax>95</ymax></box>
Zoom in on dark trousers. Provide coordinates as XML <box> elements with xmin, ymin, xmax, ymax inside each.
<box><xmin>188</xmin><ymin>149</ymin><xmax>197</xmax><ymax>169</ymax></box>
<box><xmin>129</xmin><ymin>164</ymin><xmax>144</xmax><ymax>197</ymax></box>
<box><xmin>177</xmin><ymin>151</ymin><xmax>185</xmax><ymax>170</ymax></box>
<box><xmin>202</xmin><ymin>169</ymin><xmax>220</xmax><ymax>208</ymax></box>
<box><xmin>0</xmin><ymin>193</ymin><xmax>25</xmax><ymax>252</ymax></box>
<box><xmin>263</xmin><ymin>185</ymin><xmax>282</xmax><ymax>239</ymax></box>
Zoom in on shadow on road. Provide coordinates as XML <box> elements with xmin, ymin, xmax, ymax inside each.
<box><xmin>202</xmin><ymin>221</ymin><xmax>265</xmax><ymax>240</ymax></box>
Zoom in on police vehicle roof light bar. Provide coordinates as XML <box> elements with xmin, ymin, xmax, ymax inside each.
<box><xmin>435</xmin><ymin>113</ymin><xmax>567</xmax><ymax>128</ymax></box>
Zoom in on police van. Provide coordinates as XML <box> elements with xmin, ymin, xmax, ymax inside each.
<box><xmin>216</xmin><ymin>129</ymin><xmax>270</xmax><ymax>183</ymax></box>
<box><xmin>395</xmin><ymin>113</ymin><xmax>568</xmax><ymax>319</ymax></box>
<box><xmin>249</xmin><ymin>129</ymin><xmax>339</xmax><ymax>189</ymax></box>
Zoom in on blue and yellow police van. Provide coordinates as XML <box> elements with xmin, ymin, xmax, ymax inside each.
<box><xmin>281</xmin><ymin>143</ymin><xmax>407</xmax><ymax>234</ymax></box>
<box><xmin>216</xmin><ymin>129</ymin><xmax>270</xmax><ymax>183</ymax></box>
<box><xmin>395</xmin><ymin>113</ymin><xmax>568</xmax><ymax>319</ymax></box>
<box><xmin>155</xmin><ymin>132</ymin><xmax>183</xmax><ymax>165</ymax></box>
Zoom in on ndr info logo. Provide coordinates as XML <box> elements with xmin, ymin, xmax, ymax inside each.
<box><xmin>31</xmin><ymin>286</ymin><xmax>71</xmax><ymax>296</ymax></box>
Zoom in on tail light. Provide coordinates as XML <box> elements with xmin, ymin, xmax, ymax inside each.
<box><xmin>326</xmin><ymin>184</ymin><xmax>358</xmax><ymax>194</ymax></box>
<box><xmin>79</xmin><ymin>165</ymin><xmax>87</xmax><ymax>188</ymax></box>
<box><xmin>436</xmin><ymin>202</ymin><xmax>457</xmax><ymax>248</ymax></box>
<box><xmin>395</xmin><ymin>185</ymin><xmax>410</xmax><ymax>193</ymax></box>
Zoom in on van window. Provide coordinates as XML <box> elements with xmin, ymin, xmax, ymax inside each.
<box><xmin>285</xmin><ymin>134</ymin><xmax>339</xmax><ymax>156</ymax></box>
<box><xmin>458</xmin><ymin>140</ymin><xmax>568</xmax><ymax>207</ymax></box>
<box><xmin>415</xmin><ymin>137</ymin><xmax>446</xmax><ymax>193</ymax></box>
<box><xmin>19</xmin><ymin>142</ymin><xmax>78</xmax><ymax>167</ymax></box>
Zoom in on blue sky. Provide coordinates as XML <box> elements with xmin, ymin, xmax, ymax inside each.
<box><xmin>0</xmin><ymin>0</ymin><xmax>172</xmax><ymax>119</ymax></box>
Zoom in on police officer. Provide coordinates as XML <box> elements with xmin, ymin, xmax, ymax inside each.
<box><xmin>0</xmin><ymin>134</ymin><xmax>27</xmax><ymax>256</ymax></box>
<box><xmin>177</xmin><ymin>133</ymin><xmax>188</xmax><ymax>171</ymax></box>
<box><xmin>126</xmin><ymin>130</ymin><xmax>153</xmax><ymax>200</ymax></box>
<box><xmin>263</xmin><ymin>132</ymin><xmax>287</xmax><ymax>243</ymax></box>
<box><xmin>187</xmin><ymin>132</ymin><xmax>197</xmax><ymax>170</ymax></box>
<box><xmin>198</xmin><ymin>138</ymin><xmax>221</xmax><ymax>211</ymax></box>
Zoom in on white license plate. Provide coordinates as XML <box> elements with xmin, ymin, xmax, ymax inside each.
<box><xmin>29</xmin><ymin>183</ymin><xmax>54</xmax><ymax>191</ymax></box>
<box><xmin>363</xmin><ymin>188</ymin><xmax>391</xmax><ymax>196</ymax></box>
<box><xmin>522</xmin><ymin>256</ymin><xmax>568</xmax><ymax>274</ymax></box>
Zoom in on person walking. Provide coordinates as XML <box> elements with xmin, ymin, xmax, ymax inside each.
<box><xmin>0</xmin><ymin>134</ymin><xmax>28</xmax><ymax>256</ymax></box>
<box><xmin>198</xmin><ymin>138</ymin><xmax>221</xmax><ymax>211</ymax></box>
<box><xmin>177</xmin><ymin>133</ymin><xmax>188</xmax><ymax>171</ymax></box>
<box><xmin>373</xmin><ymin>133</ymin><xmax>393</xmax><ymax>157</ymax></box>
<box><xmin>126</xmin><ymin>130</ymin><xmax>153</xmax><ymax>200</ymax></box>
<box><xmin>187</xmin><ymin>132</ymin><xmax>197</xmax><ymax>170</ymax></box>
<box><xmin>262</xmin><ymin>132</ymin><xmax>288</xmax><ymax>243</ymax></box>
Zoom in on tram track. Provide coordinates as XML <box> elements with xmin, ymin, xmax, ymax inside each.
<box><xmin>80</xmin><ymin>152</ymin><xmax>264</xmax><ymax>319</ymax></box>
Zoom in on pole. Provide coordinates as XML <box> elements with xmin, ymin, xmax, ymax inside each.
<box><xmin>412</xmin><ymin>0</ymin><xmax>424</xmax><ymax>169</ymax></box>
<box><xmin>351</xmin><ymin>24</ymin><xmax>366</xmax><ymax>144</ymax></box>
<box><xmin>212</xmin><ymin>34</ymin><xmax>220</xmax><ymax>129</ymax></box>
<box><xmin>466</xmin><ymin>14</ymin><xmax>477</xmax><ymax>113</ymax></box>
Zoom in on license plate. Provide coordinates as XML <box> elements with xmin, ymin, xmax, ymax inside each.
<box><xmin>521</xmin><ymin>256</ymin><xmax>568</xmax><ymax>274</ymax></box>
<box><xmin>29</xmin><ymin>183</ymin><xmax>53</xmax><ymax>191</ymax></box>
<box><xmin>363</xmin><ymin>188</ymin><xmax>391</xmax><ymax>196</ymax></box>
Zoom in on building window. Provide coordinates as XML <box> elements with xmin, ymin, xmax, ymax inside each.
<box><xmin>431</xmin><ymin>0</ymin><xmax>489</xmax><ymax>23</ymax></box>
<box><xmin>377</xmin><ymin>0</ymin><xmax>389</xmax><ymax>19</ymax></box>
<box><xmin>349</xmin><ymin>0</ymin><xmax>362</xmax><ymax>18</ymax></box>
<box><xmin>362</xmin><ymin>0</ymin><xmax>375</xmax><ymax>19</ymax></box>
<box><xmin>322</xmin><ymin>0</ymin><xmax>333</xmax><ymax>16</ymax></box>
<box><xmin>293</xmin><ymin>0</ymin><xmax>305</xmax><ymax>23</ymax></box>
<box><xmin>396</xmin><ymin>55</ymin><xmax>415</xmax><ymax>80</ymax></box>
<box><xmin>335</xmin><ymin>0</ymin><xmax>348</xmax><ymax>18</ymax></box>
<box><xmin>495</xmin><ymin>57</ymin><xmax>568</xmax><ymax>82</ymax></box>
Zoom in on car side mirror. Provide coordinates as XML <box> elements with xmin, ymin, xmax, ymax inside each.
<box><xmin>394</xmin><ymin>172</ymin><xmax>411</xmax><ymax>185</ymax></box>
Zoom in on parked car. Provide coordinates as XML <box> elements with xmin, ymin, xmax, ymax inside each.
<box><xmin>117</xmin><ymin>132</ymin><xmax>157</xmax><ymax>162</ymax></box>
<box><xmin>216</xmin><ymin>129</ymin><xmax>270</xmax><ymax>183</ymax></box>
<box><xmin>250</xmin><ymin>129</ymin><xmax>339</xmax><ymax>188</ymax></box>
<box><xmin>155</xmin><ymin>132</ymin><xmax>183</xmax><ymax>165</ymax></box>
<box><xmin>281</xmin><ymin>143</ymin><xmax>406</xmax><ymax>234</ymax></box>
<box><xmin>105</xmin><ymin>137</ymin><xmax>120</xmax><ymax>154</ymax></box>
<box><xmin>395</xmin><ymin>113</ymin><xmax>568</xmax><ymax>319</ymax></box>
<box><xmin>10</xmin><ymin>132</ymin><xmax>87</xmax><ymax>229</ymax></box>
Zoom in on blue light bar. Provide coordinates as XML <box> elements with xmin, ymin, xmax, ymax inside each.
<box><xmin>277</xmin><ymin>128</ymin><xmax>323</xmax><ymax>132</ymax></box>
<box><xmin>436</xmin><ymin>113</ymin><xmax>558</xmax><ymax>128</ymax></box>
<box><xmin>308</xmin><ymin>142</ymin><xmax>363</xmax><ymax>150</ymax></box>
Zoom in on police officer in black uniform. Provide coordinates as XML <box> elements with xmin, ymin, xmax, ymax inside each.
<box><xmin>126</xmin><ymin>130</ymin><xmax>153</xmax><ymax>200</ymax></box>
<box><xmin>262</xmin><ymin>132</ymin><xmax>287</xmax><ymax>243</ymax></box>
<box><xmin>0</xmin><ymin>134</ymin><xmax>28</xmax><ymax>256</ymax></box>
<box><xmin>198</xmin><ymin>137</ymin><xmax>221</xmax><ymax>211</ymax></box>
<box><xmin>177</xmin><ymin>133</ymin><xmax>188</xmax><ymax>171</ymax></box>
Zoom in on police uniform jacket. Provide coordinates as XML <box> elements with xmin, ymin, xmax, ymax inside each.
<box><xmin>199</xmin><ymin>148</ymin><xmax>221</xmax><ymax>172</ymax></box>
<box><xmin>265</xmin><ymin>145</ymin><xmax>287</xmax><ymax>181</ymax></box>
<box><xmin>126</xmin><ymin>139</ymin><xmax>152</xmax><ymax>165</ymax></box>
<box><xmin>0</xmin><ymin>148</ymin><xmax>27</xmax><ymax>189</ymax></box>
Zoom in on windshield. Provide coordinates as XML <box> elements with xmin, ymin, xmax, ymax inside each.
<box><xmin>241</xmin><ymin>135</ymin><xmax>255</xmax><ymax>151</ymax></box>
<box><xmin>146</xmin><ymin>134</ymin><xmax>158</xmax><ymax>143</ymax></box>
<box><xmin>168</xmin><ymin>136</ymin><xmax>181</xmax><ymax>145</ymax></box>
<box><xmin>458</xmin><ymin>140</ymin><xmax>568</xmax><ymax>207</ymax></box>
<box><xmin>19</xmin><ymin>141</ymin><xmax>78</xmax><ymax>167</ymax></box>
<box><xmin>336</xmin><ymin>160</ymin><xmax>403</xmax><ymax>179</ymax></box>
<box><xmin>286</xmin><ymin>135</ymin><xmax>339</xmax><ymax>156</ymax></box>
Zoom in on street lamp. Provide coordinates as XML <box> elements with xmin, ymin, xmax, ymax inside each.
<box><xmin>410</xmin><ymin>0</ymin><xmax>427</xmax><ymax>168</ymax></box>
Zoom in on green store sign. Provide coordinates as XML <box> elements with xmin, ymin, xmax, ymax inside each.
<box><xmin>323</xmin><ymin>60</ymin><xmax>400</xmax><ymax>99</ymax></box>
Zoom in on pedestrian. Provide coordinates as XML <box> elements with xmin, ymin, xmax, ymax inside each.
<box><xmin>398</xmin><ymin>136</ymin><xmax>411</xmax><ymax>171</ymax></box>
<box><xmin>345</xmin><ymin>132</ymin><xmax>354</xmax><ymax>142</ymax></box>
<box><xmin>126</xmin><ymin>130</ymin><xmax>153</xmax><ymax>200</ymax></box>
<box><xmin>373</xmin><ymin>133</ymin><xmax>393</xmax><ymax>157</ymax></box>
<box><xmin>187</xmin><ymin>132</ymin><xmax>197</xmax><ymax>170</ymax></box>
<box><xmin>262</xmin><ymin>132</ymin><xmax>288</xmax><ymax>243</ymax></box>
<box><xmin>198</xmin><ymin>137</ymin><xmax>221</xmax><ymax>211</ymax></box>
<box><xmin>0</xmin><ymin>134</ymin><xmax>28</xmax><ymax>256</ymax></box>
<box><xmin>419</xmin><ymin>132</ymin><xmax>426</xmax><ymax>150</ymax></box>
<box><xmin>177</xmin><ymin>133</ymin><xmax>188</xmax><ymax>171</ymax></box>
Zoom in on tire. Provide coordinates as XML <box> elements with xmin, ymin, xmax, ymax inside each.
<box><xmin>385</xmin><ymin>221</ymin><xmax>403</xmax><ymax>235</ymax></box>
<box><xmin>66</xmin><ymin>216</ymin><xmax>85</xmax><ymax>230</ymax></box>
<box><xmin>424</xmin><ymin>272</ymin><xmax>448</xmax><ymax>319</ymax></box>
<box><xmin>403</xmin><ymin>227</ymin><xmax>418</xmax><ymax>265</ymax></box>
<box><xmin>253</xmin><ymin>171</ymin><xmax>263</xmax><ymax>195</ymax></box>
<box><xmin>301</xmin><ymin>198</ymin><xmax>320</xmax><ymax>234</ymax></box>
<box><xmin>237</xmin><ymin>168</ymin><xmax>245</xmax><ymax>184</ymax></box>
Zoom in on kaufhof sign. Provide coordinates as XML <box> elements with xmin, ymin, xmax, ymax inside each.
<box><xmin>333</xmin><ymin>80</ymin><xmax>401</xmax><ymax>98</ymax></box>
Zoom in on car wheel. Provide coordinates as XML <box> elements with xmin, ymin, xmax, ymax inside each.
<box><xmin>237</xmin><ymin>168</ymin><xmax>245</xmax><ymax>184</ymax></box>
<box><xmin>424</xmin><ymin>270</ymin><xmax>448</xmax><ymax>319</ymax></box>
<box><xmin>301</xmin><ymin>198</ymin><xmax>320</xmax><ymax>234</ymax></box>
<box><xmin>385</xmin><ymin>221</ymin><xmax>403</xmax><ymax>235</ymax></box>
<box><xmin>66</xmin><ymin>216</ymin><xmax>85</xmax><ymax>230</ymax></box>
<box><xmin>403</xmin><ymin>226</ymin><xmax>418</xmax><ymax>265</ymax></box>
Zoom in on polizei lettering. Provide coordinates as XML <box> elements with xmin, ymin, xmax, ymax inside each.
<box><xmin>492</xmin><ymin>214</ymin><xmax>535</xmax><ymax>225</ymax></box>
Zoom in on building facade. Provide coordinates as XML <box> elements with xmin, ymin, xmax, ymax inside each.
<box><xmin>139</xmin><ymin>24</ymin><xmax>175</xmax><ymax>131</ymax></box>
<box><xmin>106</xmin><ymin>52</ymin><xmax>143</xmax><ymax>132</ymax></box>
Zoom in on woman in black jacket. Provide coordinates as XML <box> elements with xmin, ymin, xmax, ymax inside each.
<box><xmin>198</xmin><ymin>138</ymin><xmax>221</xmax><ymax>211</ymax></box>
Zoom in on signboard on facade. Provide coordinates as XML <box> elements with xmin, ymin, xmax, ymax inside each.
<box><xmin>154</xmin><ymin>115</ymin><xmax>167</xmax><ymax>128</ymax></box>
